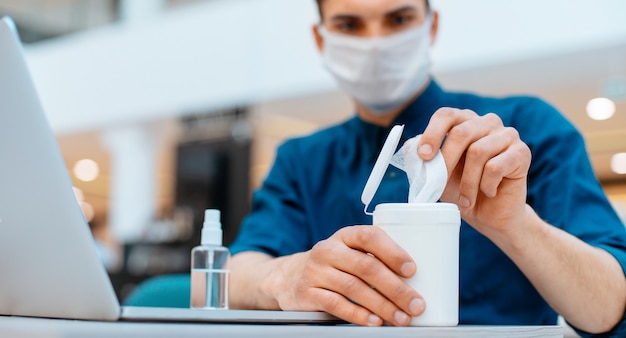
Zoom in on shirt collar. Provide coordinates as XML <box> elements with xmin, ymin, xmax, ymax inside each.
<box><xmin>352</xmin><ymin>79</ymin><xmax>447</xmax><ymax>158</ymax></box>
<box><xmin>393</xmin><ymin>79</ymin><xmax>446</xmax><ymax>137</ymax></box>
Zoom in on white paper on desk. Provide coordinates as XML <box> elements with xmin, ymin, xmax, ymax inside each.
<box><xmin>390</xmin><ymin>135</ymin><xmax>448</xmax><ymax>203</ymax></box>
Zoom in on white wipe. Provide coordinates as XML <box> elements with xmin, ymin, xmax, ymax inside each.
<box><xmin>390</xmin><ymin>135</ymin><xmax>448</xmax><ymax>203</ymax></box>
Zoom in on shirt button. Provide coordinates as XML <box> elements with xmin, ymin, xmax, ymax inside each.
<box><xmin>389</xmin><ymin>171</ymin><xmax>397</xmax><ymax>178</ymax></box>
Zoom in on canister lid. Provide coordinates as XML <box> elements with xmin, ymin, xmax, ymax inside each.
<box><xmin>361</xmin><ymin>124</ymin><xmax>404</xmax><ymax>215</ymax></box>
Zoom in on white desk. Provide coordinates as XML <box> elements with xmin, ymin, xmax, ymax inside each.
<box><xmin>0</xmin><ymin>316</ymin><xmax>563</xmax><ymax>338</ymax></box>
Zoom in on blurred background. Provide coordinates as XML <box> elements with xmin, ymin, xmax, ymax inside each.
<box><xmin>2</xmin><ymin>0</ymin><xmax>625</xmax><ymax>301</ymax></box>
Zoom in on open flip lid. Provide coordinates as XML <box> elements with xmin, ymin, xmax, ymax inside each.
<box><xmin>361</xmin><ymin>124</ymin><xmax>404</xmax><ymax>215</ymax></box>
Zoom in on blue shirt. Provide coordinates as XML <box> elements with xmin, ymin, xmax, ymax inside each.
<box><xmin>230</xmin><ymin>80</ymin><xmax>626</xmax><ymax>336</ymax></box>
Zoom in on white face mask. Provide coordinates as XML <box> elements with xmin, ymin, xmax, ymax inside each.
<box><xmin>319</xmin><ymin>17</ymin><xmax>432</xmax><ymax>115</ymax></box>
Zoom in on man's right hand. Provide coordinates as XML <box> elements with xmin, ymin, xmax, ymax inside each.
<box><xmin>228</xmin><ymin>225</ymin><xmax>426</xmax><ymax>326</ymax></box>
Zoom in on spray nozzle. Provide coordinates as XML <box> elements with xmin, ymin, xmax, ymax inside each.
<box><xmin>201</xmin><ymin>209</ymin><xmax>223</xmax><ymax>246</ymax></box>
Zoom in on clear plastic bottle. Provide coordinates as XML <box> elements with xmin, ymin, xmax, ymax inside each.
<box><xmin>190</xmin><ymin>209</ymin><xmax>230</xmax><ymax>309</ymax></box>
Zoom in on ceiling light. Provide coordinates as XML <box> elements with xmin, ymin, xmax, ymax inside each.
<box><xmin>73</xmin><ymin>159</ymin><xmax>100</xmax><ymax>182</ymax></box>
<box><xmin>586</xmin><ymin>97</ymin><xmax>616</xmax><ymax>121</ymax></box>
<box><xmin>611</xmin><ymin>153</ymin><xmax>626</xmax><ymax>175</ymax></box>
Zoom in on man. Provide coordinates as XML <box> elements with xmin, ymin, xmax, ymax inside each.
<box><xmin>227</xmin><ymin>0</ymin><xmax>626</xmax><ymax>335</ymax></box>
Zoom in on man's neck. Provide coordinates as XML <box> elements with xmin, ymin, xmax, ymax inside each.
<box><xmin>355</xmin><ymin>80</ymin><xmax>430</xmax><ymax>127</ymax></box>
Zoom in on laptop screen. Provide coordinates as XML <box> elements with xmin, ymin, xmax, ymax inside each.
<box><xmin>0</xmin><ymin>16</ymin><xmax>121</xmax><ymax>321</ymax></box>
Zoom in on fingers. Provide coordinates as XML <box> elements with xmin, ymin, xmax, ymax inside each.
<box><xmin>441</xmin><ymin>113</ymin><xmax>503</xmax><ymax>175</ymax></box>
<box><xmin>307</xmin><ymin>226</ymin><xmax>426</xmax><ymax>326</ymax></box>
<box><xmin>310</xmin><ymin>287</ymin><xmax>384</xmax><ymax>326</ymax></box>
<box><xmin>418</xmin><ymin>108</ymin><xmax>480</xmax><ymax>162</ymax></box>
<box><xmin>420</xmin><ymin>109</ymin><xmax>504</xmax><ymax>173</ymax></box>
<box><xmin>337</xmin><ymin>226</ymin><xmax>415</xmax><ymax>278</ymax></box>
<box><xmin>314</xmin><ymin>267</ymin><xmax>414</xmax><ymax>326</ymax></box>
<box><xmin>335</xmin><ymin>230</ymin><xmax>425</xmax><ymax>321</ymax></box>
<box><xmin>476</xmin><ymin>128</ymin><xmax>531</xmax><ymax>199</ymax></box>
<box><xmin>418</xmin><ymin>109</ymin><xmax>531</xmax><ymax>209</ymax></box>
<box><xmin>332</xmin><ymin>227</ymin><xmax>425</xmax><ymax>312</ymax></box>
<box><xmin>457</xmin><ymin>127</ymin><xmax>518</xmax><ymax>207</ymax></box>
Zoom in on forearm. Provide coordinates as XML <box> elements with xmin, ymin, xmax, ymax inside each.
<box><xmin>226</xmin><ymin>251</ymin><xmax>282</xmax><ymax>310</ymax></box>
<box><xmin>488</xmin><ymin>205</ymin><xmax>626</xmax><ymax>334</ymax></box>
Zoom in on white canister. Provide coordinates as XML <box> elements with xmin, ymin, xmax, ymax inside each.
<box><xmin>361</xmin><ymin>125</ymin><xmax>460</xmax><ymax>326</ymax></box>
<box><xmin>373</xmin><ymin>203</ymin><xmax>460</xmax><ymax>326</ymax></box>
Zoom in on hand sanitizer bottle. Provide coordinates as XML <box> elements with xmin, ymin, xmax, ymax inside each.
<box><xmin>190</xmin><ymin>209</ymin><xmax>230</xmax><ymax>309</ymax></box>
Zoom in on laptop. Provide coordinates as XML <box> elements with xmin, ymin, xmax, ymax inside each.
<box><xmin>0</xmin><ymin>16</ymin><xmax>339</xmax><ymax>324</ymax></box>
